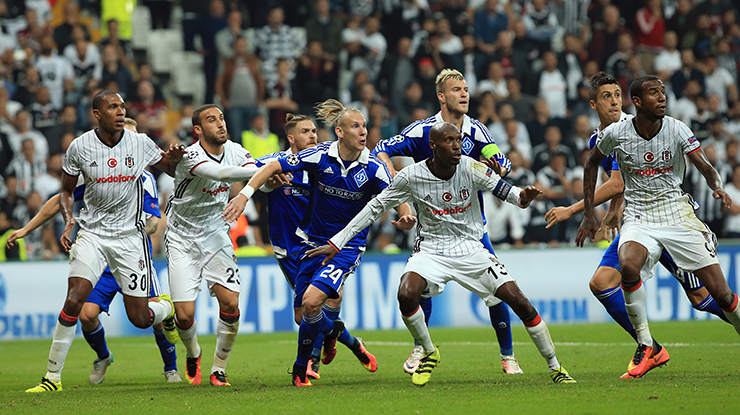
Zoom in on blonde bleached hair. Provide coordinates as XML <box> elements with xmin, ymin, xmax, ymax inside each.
<box><xmin>123</xmin><ymin>117</ymin><xmax>137</xmax><ymax>127</ymax></box>
<box><xmin>284</xmin><ymin>113</ymin><xmax>313</xmax><ymax>136</ymax></box>
<box><xmin>435</xmin><ymin>68</ymin><xmax>465</xmax><ymax>94</ymax></box>
<box><xmin>314</xmin><ymin>99</ymin><xmax>363</xmax><ymax>128</ymax></box>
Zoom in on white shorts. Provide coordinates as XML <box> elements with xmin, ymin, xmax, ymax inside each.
<box><xmin>619</xmin><ymin>217</ymin><xmax>719</xmax><ymax>281</ymax></box>
<box><xmin>165</xmin><ymin>228</ymin><xmax>240</xmax><ymax>302</ymax></box>
<box><xmin>403</xmin><ymin>249</ymin><xmax>515</xmax><ymax>307</ymax></box>
<box><xmin>68</xmin><ymin>229</ymin><xmax>155</xmax><ymax>298</ymax></box>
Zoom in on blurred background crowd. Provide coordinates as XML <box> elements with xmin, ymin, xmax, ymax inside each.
<box><xmin>1</xmin><ymin>0</ymin><xmax>739</xmax><ymax>261</ymax></box>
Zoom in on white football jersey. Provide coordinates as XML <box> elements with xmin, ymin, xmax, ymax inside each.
<box><xmin>166</xmin><ymin>140</ymin><xmax>254</xmax><ymax>237</ymax></box>
<box><xmin>62</xmin><ymin>129</ymin><xmax>164</xmax><ymax>237</ymax></box>
<box><xmin>596</xmin><ymin>116</ymin><xmax>701</xmax><ymax>226</ymax></box>
<box><xmin>330</xmin><ymin>157</ymin><xmax>524</xmax><ymax>257</ymax></box>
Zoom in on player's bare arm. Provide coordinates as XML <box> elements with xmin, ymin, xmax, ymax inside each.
<box><xmin>688</xmin><ymin>148</ymin><xmax>733</xmax><ymax>209</ymax></box>
<box><xmin>545</xmin><ymin>171</ymin><xmax>624</xmax><ymax>228</ymax></box>
<box><xmin>153</xmin><ymin>143</ymin><xmax>188</xmax><ymax>177</ymax></box>
<box><xmin>59</xmin><ymin>173</ymin><xmax>78</xmax><ymax>251</ymax></box>
<box><xmin>7</xmin><ymin>194</ymin><xmax>62</xmax><ymax>247</ymax></box>
<box><xmin>375</xmin><ymin>151</ymin><xmax>398</xmax><ymax>177</ymax></box>
<box><xmin>222</xmin><ymin>160</ymin><xmax>283</xmax><ymax>222</ymax></box>
<box><xmin>576</xmin><ymin>148</ymin><xmax>607</xmax><ymax>247</ymax></box>
<box><xmin>519</xmin><ymin>186</ymin><xmax>543</xmax><ymax>207</ymax></box>
<box><xmin>599</xmin><ymin>192</ymin><xmax>624</xmax><ymax>242</ymax></box>
<box><xmin>144</xmin><ymin>216</ymin><xmax>159</xmax><ymax>235</ymax></box>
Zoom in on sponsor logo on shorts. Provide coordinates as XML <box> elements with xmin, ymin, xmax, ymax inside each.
<box><xmin>426</xmin><ymin>202</ymin><xmax>472</xmax><ymax>216</ymax></box>
<box><xmin>202</xmin><ymin>185</ymin><xmax>229</xmax><ymax>196</ymax></box>
<box><xmin>625</xmin><ymin>165</ymin><xmax>674</xmax><ymax>176</ymax></box>
<box><xmin>107</xmin><ymin>158</ymin><xmax>117</xmax><ymax>168</ymax></box>
<box><xmin>89</xmin><ymin>174</ymin><xmax>137</xmax><ymax>183</ymax></box>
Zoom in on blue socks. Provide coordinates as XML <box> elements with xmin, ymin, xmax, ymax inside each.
<box><xmin>83</xmin><ymin>321</ymin><xmax>110</xmax><ymax>360</ymax></box>
<box><xmin>489</xmin><ymin>303</ymin><xmax>514</xmax><ymax>356</ymax></box>
<box><xmin>153</xmin><ymin>328</ymin><xmax>178</xmax><ymax>371</ymax></box>
<box><xmin>296</xmin><ymin>311</ymin><xmax>334</xmax><ymax>367</ymax></box>
<box><xmin>694</xmin><ymin>294</ymin><xmax>730</xmax><ymax>323</ymax></box>
<box><xmin>420</xmin><ymin>296</ymin><xmax>432</xmax><ymax>325</ymax></box>
<box><xmin>594</xmin><ymin>286</ymin><xmax>638</xmax><ymax>340</ymax></box>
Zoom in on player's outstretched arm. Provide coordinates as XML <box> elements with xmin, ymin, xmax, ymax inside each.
<box><xmin>6</xmin><ymin>194</ymin><xmax>62</xmax><ymax>247</ymax></box>
<box><xmin>59</xmin><ymin>173</ymin><xmax>78</xmax><ymax>252</ymax></box>
<box><xmin>154</xmin><ymin>143</ymin><xmax>188</xmax><ymax>177</ymax></box>
<box><xmin>519</xmin><ymin>185</ymin><xmax>543</xmax><ymax>207</ymax></box>
<box><xmin>191</xmin><ymin>162</ymin><xmax>259</xmax><ymax>182</ymax></box>
<box><xmin>598</xmin><ymin>193</ymin><xmax>624</xmax><ymax>242</ymax></box>
<box><xmin>222</xmin><ymin>160</ymin><xmax>284</xmax><ymax>222</ymax></box>
<box><xmin>545</xmin><ymin>172</ymin><xmax>624</xmax><ymax>228</ymax></box>
<box><xmin>688</xmin><ymin>148</ymin><xmax>733</xmax><ymax>209</ymax></box>
<box><xmin>374</xmin><ymin>151</ymin><xmax>398</xmax><ymax>178</ymax></box>
<box><xmin>576</xmin><ymin>148</ymin><xmax>606</xmax><ymax>247</ymax></box>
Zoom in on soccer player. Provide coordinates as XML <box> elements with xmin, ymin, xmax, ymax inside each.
<box><xmin>544</xmin><ymin>73</ymin><xmax>729</xmax><ymax>374</ymax></box>
<box><xmin>308</xmin><ymin>122</ymin><xmax>576</xmax><ymax>386</ymax></box>
<box><xmin>254</xmin><ymin>114</ymin><xmax>333</xmax><ymax>379</ymax></box>
<box><xmin>578</xmin><ymin>75</ymin><xmax>740</xmax><ymax>378</ymax></box>
<box><xmin>25</xmin><ymin>90</ymin><xmax>185</xmax><ymax>393</ymax></box>
<box><xmin>223</xmin><ymin>99</ymin><xmax>414</xmax><ymax>386</ymax></box>
<box><xmin>165</xmin><ymin>104</ymin><xmax>263</xmax><ymax>387</ymax></box>
<box><xmin>9</xmin><ymin>118</ymin><xmax>181</xmax><ymax>384</ymax></box>
<box><xmin>373</xmin><ymin>68</ymin><xmax>522</xmax><ymax>375</ymax></box>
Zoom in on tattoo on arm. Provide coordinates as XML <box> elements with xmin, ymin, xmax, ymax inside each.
<box><xmin>145</xmin><ymin>217</ymin><xmax>159</xmax><ymax>235</ymax></box>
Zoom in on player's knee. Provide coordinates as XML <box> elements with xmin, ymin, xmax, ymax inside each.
<box><xmin>128</xmin><ymin>312</ymin><xmax>151</xmax><ymax>329</ymax></box>
<box><xmin>175</xmin><ymin>309</ymin><xmax>194</xmax><ymax>326</ymax></box>
<box><xmin>712</xmin><ymin>290</ymin><xmax>735</xmax><ymax>309</ymax></box>
<box><xmin>619</xmin><ymin>263</ymin><xmax>641</xmax><ymax>282</ymax></box>
<box><xmin>507</xmin><ymin>297</ymin><xmax>534</xmax><ymax>319</ymax></box>
<box><xmin>397</xmin><ymin>289</ymin><xmax>420</xmax><ymax>314</ymax></box>
<box><xmin>62</xmin><ymin>297</ymin><xmax>86</xmax><ymax>317</ymax></box>
<box><xmin>219</xmin><ymin>300</ymin><xmax>239</xmax><ymax>315</ymax></box>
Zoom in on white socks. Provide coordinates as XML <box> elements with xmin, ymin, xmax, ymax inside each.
<box><xmin>402</xmin><ymin>306</ymin><xmax>434</xmax><ymax>353</ymax></box>
<box><xmin>212</xmin><ymin>316</ymin><xmax>240</xmax><ymax>373</ymax></box>
<box><xmin>45</xmin><ymin>321</ymin><xmax>77</xmax><ymax>382</ymax></box>
<box><xmin>623</xmin><ymin>281</ymin><xmax>653</xmax><ymax>346</ymax></box>
<box><xmin>148</xmin><ymin>299</ymin><xmax>173</xmax><ymax>326</ymax></box>
<box><xmin>524</xmin><ymin>315</ymin><xmax>560</xmax><ymax>370</ymax></box>
<box><xmin>177</xmin><ymin>320</ymin><xmax>202</xmax><ymax>359</ymax></box>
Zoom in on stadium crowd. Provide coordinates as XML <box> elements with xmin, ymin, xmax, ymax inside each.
<box><xmin>1</xmin><ymin>0</ymin><xmax>740</xmax><ymax>261</ymax></box>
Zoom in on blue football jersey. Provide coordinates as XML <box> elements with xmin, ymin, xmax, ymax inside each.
<box><xmin>372</xmin><ymin>112</ymin><xmax>511</xmax><ymax>173</ymax></box>
<box><xmin>277</xmin><ymin>141</ymin><xmax>392</xmax><ymax>249</ymax></box>
<box><xmin>257</xmin><ymin>150</ymin><xmax>311</xmax><ymax>257</ymax></box>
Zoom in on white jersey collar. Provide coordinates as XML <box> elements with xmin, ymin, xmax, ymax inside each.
<box><xmin>434</xmin><ymin>111</ymin><xmax>472</xmax><ymax>136</ymax></box>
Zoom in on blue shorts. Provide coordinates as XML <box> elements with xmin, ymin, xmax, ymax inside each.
<box><xmin>293</xmin><ymin>247</ymin><xmax>363</xmax><ymax>308</ymax></box>
<box><xmin>276</xmin><ymin>254</ymin><xmax>301</xmax><ymax>290</ymax></box>
<box><xmin>598</xmin><ymin>234</ymin><xmax>704</xmax><ymax>292</ymax></box>
<box><xmin>86</xmin><ymin>267</ymin><xmax>160</xmax><ymax>314</ymax></box>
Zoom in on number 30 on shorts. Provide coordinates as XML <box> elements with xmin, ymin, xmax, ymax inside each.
<box><xmin>319</xmin><ymin>264</ymin><xmax>343</xmax><ymax>285</ymax></box>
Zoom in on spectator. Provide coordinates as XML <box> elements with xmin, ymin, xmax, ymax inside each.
<box><xmin>491</xmin><ymin>148</ymin><xmax>534</xmax><ymax>246</ymax></box>
<box><xmin>175</xmin><ymin>104</ymin><xmax>195</xmax><ymax>144</ymax></box>
<box><xmin>0</xmin><ymin>84</ymin><xmax>21</xmax><ymax>127</ymax></box>
<box><xmin>567</xmin><ymin>114</ymin><xmax>593</xmax><ymax>154</ymax></box>
<box><xmin>531</xmin><ymin>125</ymin><xmax>575</xmax><ymax>173</ymax></box>
<box><xmin>703</xmin><ymin>54</ymin><xmax>738</xmax><ymax>114</ymax></box>
<box><xmin>498</xmin><ymin>78</ymin><xmax>536</xmax><ymax>123</ymax></box>
<box><xmin>241</xmin><ymin>113</ymin><xmax>279</xmax><ymax>159</ymax></box>
<box><xmin>538</xmin><ymin>51</ymin><xmax>568</xmax><ymax>119</ymax></box>
<box><xmin>9</xmin><ymin>109</ymin><xmax>48</xmax><ymax>162</ymax></box>
<box><xmin>559</xmin><ymin>33</ymin><xmax>587</xmax><ymax>103</ymax></box>
<box><xmin>666</xmin><ymin>0</ymin><xmax>697</xmax><ymax>49</ymax></box>
<box><xmin>526</xmin><ymin>97</ymin><xmax>554</xmax><ymax>147</ymax></box>
<box><xmin>436</xmin><ymin>17</ymin><xmax>463</xmax><ymax>56</ymax></box>
<box><xmin>34</xmin><ymin>35</ymin><xmax>74</xmax><ymax>110</ymax></box>
<box><xmin>605</xmin><ymin>32</ymin><xmax>634</xmax><ymax>86</ymax></box>
<box><xmin>691</xmin><ymin>94</ymin><xmax>714</xmax><ymax>141</ymax></box>
<box><xmin>724</xmin><ymin>164</ymin><xmax>740</xmax><ymax>238</ymax></box>
<box><xmin>348</xmin><ymin>16</ymin><xmax>387</xmax><ymax>82</ymax></box>
<box><xmin>100</xmin><ymin>43</ymin><xmax>134</xmax><ymax>100</ymax></box>
<box><xmin>474</xmin><ymin>90</ymin><xmax>498</xmax><ymax>125</ymax></box>
<box><xmin>215</xmin><ymin>10</ymin><xmax>248</xmax><ymax>61</ymax></box>
<box><xmin>53</xmin><ymin>1</ymin><xmax>90</xmax><ymax>53</ymax></box>
<box><xmin>694</xmin><ymin>13</ymin><xmax>718</xmax><ymax>58</ymax></box>
<box><xmin>417</xmin><ymin>57</ymin><xmax>439</xmax><ymax>103</ymax></box>
<box><xmin>477</xmin><ymin>61</ymin><xmax>508</xmax><ymax>100</ymax></box>
<box><xmin>654</xmin><ymin>31</ymin><xmax>682</xmax><ymax>75</ymax></box>
<box><xmin>16</xmin><ymin>8</ymin><xmax>43</xmax><ymax>50</ymax></box>
<box><xmin>444</xmin><ymin>34</ymin><xmax>489</xmax><ymax>97</ymax></box>
<box><xmin>129</xmin><ymin>63</ymin><xmax>165</xmax><ymax>103</ymax></box>
<box><xmin>489</xmin><ymin>103</ymin><xmax>533</xmax><ymax>163</ymax></box>
<box><xmin>99</xmin><ymin>19</ymin><xmax>132</xmax><ymax>65</ymax></box>
<box><xmin>511</xmin><ymin>21</ymin><xmax>541</xmax><ymax>95</ymax></box>
<box><xmin>473</xmin><ymin>0</ymin><xmax>508</xmax><ymax>55</ymax></box>
<box><xmin>12</xmin><ymin>66</ymin><xmax>42</xmax><ymax>108</ymax></box>
<box><xmin>128</xmin><ymin>80</ymin><xmax>168</xmax><ymax>139</ymax></box>
<box><xmin>216</xmin><ymin>36</ymin><xmax>264</xmax><ymax>140</ymax></box>
<box><xmin>522</xmin><ymin>0</ymin><xmax>560</xmax><ymax>53</ymax></box>
<box><xmin>64</xmin><ymin>34</ymin><xmax>102</xmax><ymax>105</ymax></box>
<box><xmin>671</xmin><ymin>49</ymin><xmax>705</xmax><ymax>99</ymax></box>
<box><xmin>264</xmin><ymin>59</ymin><xmax>298</xmax><ymax>137</ymax></box>
<box><xmin>704</xmin><ymin>117</ymin><xmax>739</xmax><ymax>162</ymax></box>
<box><xmin>189</xmin><ymin>0</ymin><xmax>228</xmax><ymax>103</ymax></box>
<box><xmin>28</xmin><ymin>87</ymin><xmax>61</xmax><ymax>142</ymax></box>
<box><xmin>378</xmin><ymin>37</ymin><xmax>416</xmax><ymax>105</ymax></box>
<box><xmin>305</xmin><ymin>0</ymin><xmax>344</xmax><ymax>58</ymax></box>
<box><xmin>588</xmin><ymin>5</ymin><xmax>631</xmax><ymax>70</ymax></box>
<box><xmin>254</xmin><ymin>7</ymin><xmax>305</xmax><ymax>88</ymax></box>
<box><xmin>30</xmin><ymin>153</ymin><xmax>62</xmax><ymax>202</ymax></box>
<box><xmin>4</xmin><ymin>138</ymin><xmax>46</xmax><ymax>199</ymax></box>
<box><xmin>634</xmin><ymin>0</ymin><xmax>665</xmax><ymax>74</ymax></box>
<box><xmin>715</xmin><ymin>38</ymin><xmax>738</xmax><ymax>83</ymax></box>
<box><xmin>408</xmin><ymin>16</ymin><xmax>435</xmax><ymax>59</ymax></box>
<box><xmin>533</xmin><ymin>152</ymin><xmax>573</xmax><ymax>244</ymax></box>
<box><xmin>394</xmin><ymin>81</ymin><xmax>435</xmax><ymax>129</ymax></box>
<box><xmin>349</xmin><ymin>82</ymin><xmax>378</xmax><ymax>121</ymax></box>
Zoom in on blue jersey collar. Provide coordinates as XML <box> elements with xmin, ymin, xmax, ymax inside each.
<box><xmin>328</xmin><ymin>141</ymin><xmax>370</xmax><ymax>176</ymax></box>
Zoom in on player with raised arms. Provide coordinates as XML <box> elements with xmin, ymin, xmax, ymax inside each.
<box><xmin>578</xmin><ymin>75</ymin><xmax>740</xmax><ymax>378</ymax></box>
<box><xmin>222</xmin><ymin>99</ymin><xmax>414</xmax><ymax>386</ymax></box>
<box><xmin>544</xmin><ymin>73</ymin><xmax>730</xmax><ymax>377</ymax></box>
<box><xmin>372</xmin><ymin>68</ymin><xmax>522</xmax><ymax>375</ymax></box>
<box><xmin>10</xmin><ymin>119</ymin><xmax>181</xmax><ymax>384</ymax></box>
<box><xmin>307</xmin><ymin>122</ymin><xmax>576</xmax><ymax>386</ymax></box>
<box><xmin>165</xmin><ymin>104</ymin><xmax>267</xmax><ymax>387</ymax></box>
<box><xmin>25</xmin><ymin>91</ymin><xmax>186</xmax><ymax>393</ymax></box>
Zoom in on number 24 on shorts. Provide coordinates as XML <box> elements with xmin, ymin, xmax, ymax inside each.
<box><xmin>319</xmin><ymin>264</ymin><xmax>344</xmax><ymax>285</ymax></box>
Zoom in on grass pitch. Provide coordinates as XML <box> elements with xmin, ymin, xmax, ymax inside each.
<box><xmin>1</xmin><ymin>321</ymin><xmax>739</xmax><ymax>415</ymax></box>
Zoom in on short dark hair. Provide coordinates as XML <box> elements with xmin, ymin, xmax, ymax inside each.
<box><xmin>588</xmin><ymin>72</ymin><xmax>619</xmax><ymax>101</ymax></box>
<box><xmin>92</xmin><ymin>90</ymin><xmax>120</xmax><ymax>110</ymax></box>
<box><xmin>191</xmin><ymin>104</ymin><xmax>221</xmax><ymax>127</ymax></box>
<box><xmin>629</xmin><ymin>75</ymin><xmax>661</xmax><ymax>100</ymax></box>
